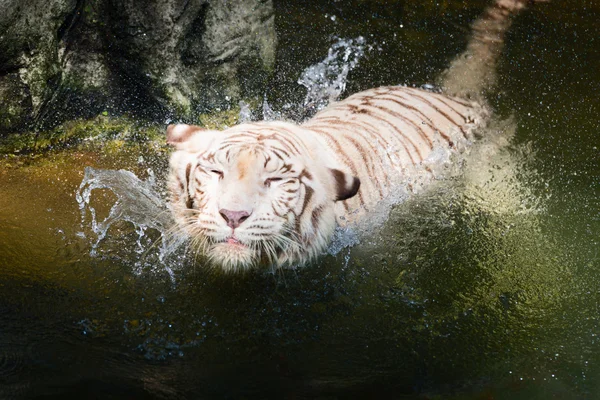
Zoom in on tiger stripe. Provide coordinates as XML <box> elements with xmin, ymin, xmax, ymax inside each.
<box><xmin>351</xmin><ymin>101</ymin><xmax>425</xmax><ymax>160</ymax></box>
<box><xmin>302</xmin><ymin>126</ymin><xmax>365</xmax><ymax>208</ymax></box>
<box><xmin>387</xmin><ymin>91</ymin><xmax>456</xmax><ymax>146</ymax></box>
<box><xmin>398</xmin><ymin>87</ymin><xmax>470</xmax><ymax>138</ymax></box>
<box><xmin>373</xmin><ymin>95</ymin><xmax>443</xmax><ymax>146</ymax></box>
<box><xmin>301</xmin><ymin>85</ymin><xmax>484</xmax><ymax>214</ymax></box>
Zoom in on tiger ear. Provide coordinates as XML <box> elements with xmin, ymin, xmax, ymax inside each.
<box><xmin>330</xmin><ymin>168</ymin><xmax>360</xmax><ymax>201</ymax></box>
<box><xmin>166</xmin><ymin>124</ymin><xmax>205</xmax><ymax>146</ymax></box>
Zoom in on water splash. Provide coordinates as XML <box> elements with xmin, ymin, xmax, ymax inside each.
<box><xmin>262</xmin><ymin>37</ymin><xmax>370</xmax><ymax>122</ymax></box>
<box><xmin>298</xmin><ymin>36</ymin><xmax>367</xmax><ymax>113</ymax></box>
<box><xmin>238</xmin><ymin>100</ymin><xmax>253</xmax><ymax>123</ymax></box>
<box><xmin>327</xmin><ymin>227</ymin><xmax>360</xmax><ymax>256</ymax></box>
<box><xmin>262</xmin><ymin>95</ymin><xmax>283</xmax><ymax>122</ymax></box>
<box><xmin>75</xmin><ymin>167</ymin><xmax>186</xmax><ymax>280</ymax></box>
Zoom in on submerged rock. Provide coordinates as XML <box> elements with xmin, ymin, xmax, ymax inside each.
<box><xmin>0</xmin><ymin>0</ymin><xmax>276</xmax><ymax>135</ymax></box>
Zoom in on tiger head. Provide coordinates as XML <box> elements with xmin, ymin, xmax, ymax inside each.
<box><xmin>166</xmin><ymin>123</ymin><xmax>360</xmax><ymax>272</ymax></box>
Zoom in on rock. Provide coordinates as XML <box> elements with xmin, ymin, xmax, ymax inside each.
<box><xmin>0</xmin><ymin>0</ymin><xmax>276</xmax><ymax>135</ymax></box>
<box><xmin>0</xmin><ymin>73</ymin><xmax>33</xmax><ymax>132</ymax></box>
<box><xmin>0</xmin><ymin>0</ymin><xmax>76</xmax><ymax>131</ymax></box>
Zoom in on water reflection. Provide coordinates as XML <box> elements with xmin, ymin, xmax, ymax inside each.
<box><xmin>0</xmin><ymin>1</ymin><xmax>598</xmax><ymax>399</ymax></box>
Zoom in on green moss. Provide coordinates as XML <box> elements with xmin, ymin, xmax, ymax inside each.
<box><xmin>0</xmin><ymin>114</ymin><xmax>165</xmax><ymax>156</ymax></box>
<box><xmin>197</xmin><ymin>106</ymin><xmax>243</xmax><ymax>130</ymax></box>
<box><xmin>0</xmin><ymin>105</ymin><xmax>252</xmax><ymax>164</ymax></box>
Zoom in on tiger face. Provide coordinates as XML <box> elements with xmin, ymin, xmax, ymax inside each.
<box><xmin>166</xmin><ymin>123</ymin><xmax>360</xmax><ymax>272</ymax></box>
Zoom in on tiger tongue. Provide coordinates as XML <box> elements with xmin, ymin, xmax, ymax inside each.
<box><xmin>227</xmin><ymin>237</ymin><xmax>241</xmax><ymax>245</ymax></box>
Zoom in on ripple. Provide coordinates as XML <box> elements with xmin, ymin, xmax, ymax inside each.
<box><xmin>0</xmin><ymin>340</ymin><xmax>33</xmax><ymax>398</ymax></box>
<box><xmin>0</xmin><ymin>345</ymin><xmax>24</xmax><ymax>378</ymax></box>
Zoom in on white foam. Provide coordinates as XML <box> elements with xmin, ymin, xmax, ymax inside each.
<box><xmin>76</xmin><ymin>167</ymin><xmax>186</xmax><ymax>280</ymax></box>
<box><xmin>298</xmin><ymin>37</ymin><xmax>367</xmax><ymax>114</ymax></box>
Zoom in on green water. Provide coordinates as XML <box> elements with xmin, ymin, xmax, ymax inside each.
<box><xmin>1</xmin><ymin>1</ymin><xmax>598</xmax><ymax>399</ymax></box>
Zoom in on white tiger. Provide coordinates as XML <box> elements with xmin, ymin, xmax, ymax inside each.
<box><xmin>166</xmin><ymin>0</ymin><xmax>543</xmax><ymax>272</ymax></box>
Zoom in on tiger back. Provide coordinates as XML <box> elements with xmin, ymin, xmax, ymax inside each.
<box><xmin>304</xmin><ymin>85</ymin><xmax>487</xmax><ymax>222</ymax></box>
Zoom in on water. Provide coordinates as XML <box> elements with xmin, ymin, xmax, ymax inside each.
<box><xmin>298</xmin><ymin>36</ymin><xmax>368</xmax><ymax>114</ymax></box>
<box><xmin>75</xmin><ymin>166</ymin><xmax>184</xmax><ymax>281</ymax></box>
<box><xmin>1</xmin><ymin>1</ymin><xmax>599</xmax><ymax>398</ymax></box>
<box><xmin>264</xmin><ymin>36</ymin><xmax>369</xmax><ymax>122</ymax></box>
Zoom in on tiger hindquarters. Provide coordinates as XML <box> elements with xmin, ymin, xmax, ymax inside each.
<box><xmin>439</xmin><ymin>0</ymin><xmax>544</xmax><ymax>100</ymax></box>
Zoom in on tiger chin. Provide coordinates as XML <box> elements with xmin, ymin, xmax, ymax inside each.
<box><xmin>166</xmin><ymin>122</ymin><xmax>360</xmax><ymax>273</ymax></box>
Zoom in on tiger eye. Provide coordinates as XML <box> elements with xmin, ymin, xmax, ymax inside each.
<box><xmin>265</xmin><ymin>177</ymin><xmax>283</xmax><ymax>186</ymax></box>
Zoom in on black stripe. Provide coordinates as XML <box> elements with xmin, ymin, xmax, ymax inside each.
<box><xmin>340</xmin><ymin>119</ymin><xmax>394</xmax><ymax>187</ymax></box>
<box><xmin>185</xmin><ymin>163</ymin><xmax>193</xmax><ymax>209</ymax></box>
<box><xmin>372</xmin><ymin>97</ymin><xmax>436</xmax><ymax>148</ymax></box>
<box><xmin>360</xmin><ymin>101</ymin><xmax>425</xmax><ymax>159</ymax></box>
<box><xmin>305</xmin><ymin>127</ymin><xmax>365</xmax><ymax>207</ymax></box>
<box><xmin>312</xmin><ymin>115</ymin><xmax>399</xmax><ymax>174</ymax></box>
<box><xmin>344</xmin><ymin>136</ymin><xmax>384</xmax><ymax>198</ymax></box>
<box><xmin>313</xmin><ymin>103</ymin><xmax>421</xmax><ymax>163</ymax></box>
<box><xmin>388</xmin><ymin>91</ymin><xmax>455</xmax><ymax>146</ymax></box>
<box><xmin>401</xmin><ymin>87</ymin><xmax>468</xmax><ymax>138</ymax></box>
<box><xmin>315</xmin><ymin>117</ymin><xmax>388</xmax><ymax>197</ymax></box>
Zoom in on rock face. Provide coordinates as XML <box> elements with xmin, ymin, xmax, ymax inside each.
<box><xmin>0</xmin><ymin>0</ymin><xmax>276</xmax><ymax>134</ymax></box>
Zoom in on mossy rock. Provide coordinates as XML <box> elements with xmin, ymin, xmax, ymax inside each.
<box><xmin>0</xmin><ymin>103</ymin><xmax>251</xmax><ymax>158</ymax></box>
<box><xmin>0</xmin><ymin>115</ymin><xmax>163</xmax><ymax>156</ymax></box>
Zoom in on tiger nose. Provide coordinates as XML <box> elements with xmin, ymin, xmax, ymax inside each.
<box><xmin>219</xmin><ymin>209</ymin><xmax>251</xmax><ymax>229</ymax></box>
